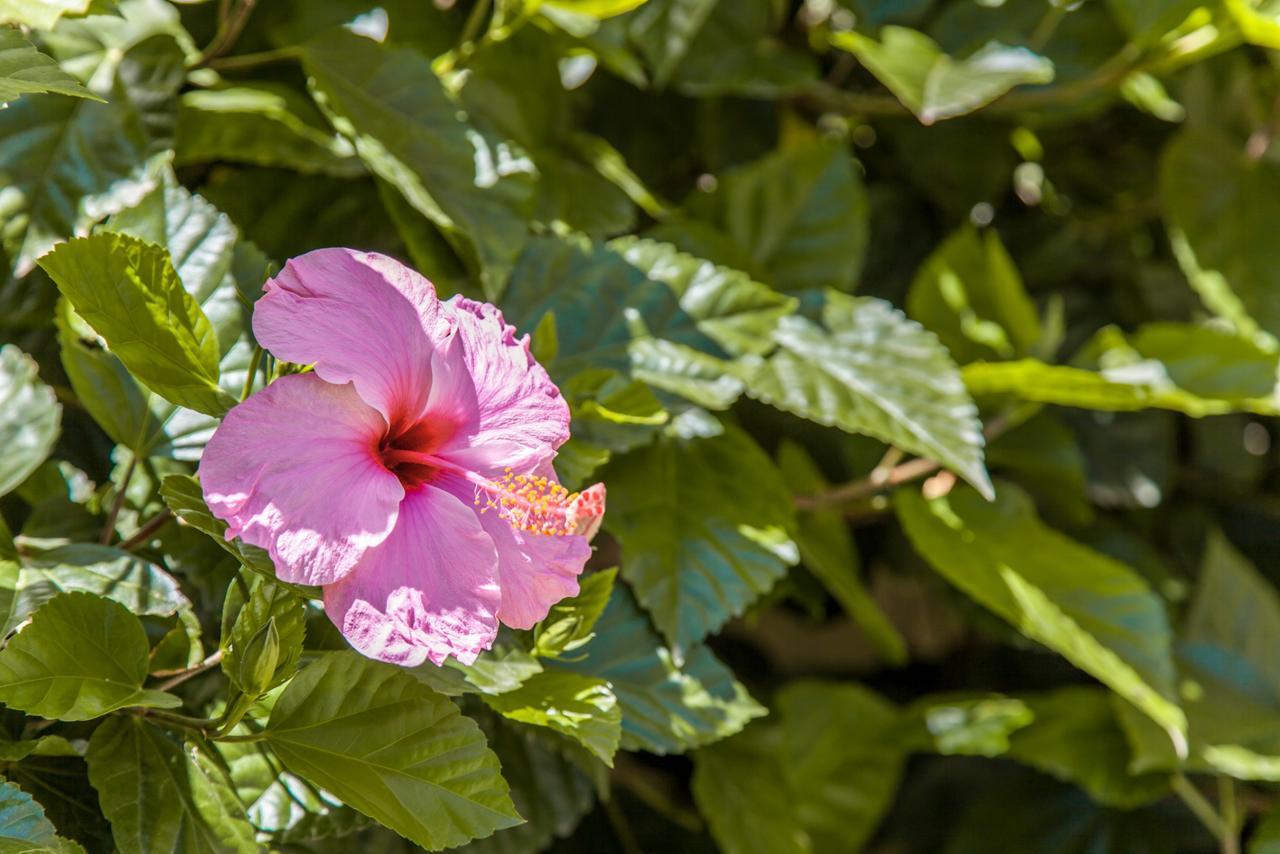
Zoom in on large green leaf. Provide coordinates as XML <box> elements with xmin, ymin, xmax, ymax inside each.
<box><xmin>896</xmin><ymin>482</ymin><xmax>1185</xmax><ymax>744</ymax></box>
<box><xmin>104</xmin><ymin>169</ymin><xmax>268</xmax><ymax>457</ymax></box>
<box><xmin>777</xmin><ymin>440</ymin><xmax>907</xmax><ymax>664</ymax></box>
<box><xmin>86</xmin><ymin>718</ymin><xmax>258</xmax><ymax>854</ymax></box>
<box><xmin>1145</xmin><ymin>532</ymin><xmax>1280</xmax><ymax>781</ymax></box>
<box><xmin>0</xmin><ymin>779</ymin><xmax>73</xmax><ymax>853</ymax></box>
<box><xmin>1163</xmin><ymin>126</ymin><xmax>1280</xmax><ymax>343</ymax></box>
<box><xmin>693</xmin><ymin>682</ymin><xmax>904</xmax><ymax>854</ymax></box>
<box><xmin>38</xmin><ymin>232</ymin><xmax>235</xmax><ymax>417</ymax></box>
<box><xmin>459</xmin><ymin>26</ymin><xmax>637</xmax><ymax>238</ymax></box>
<box><xmin>301</xmin><ymin>29</ymin><xmax>536</xmax><ymax>299</ymax></box>
<box><xmin>666</xmin><ymin>139</ymin><xmax>869</xmax><ymax>294</ymax></box>
<box><xmin>5</xmin><ymin>543</ymin><xmax>190</xmax><ymax>635</ymax></box>
<box><xmin>1005</xmin><ymin>687</ymin><xmax>1171</xmax><ymax>808</ymax></box>
<box><xmin>176</xmin><ymin>83</ymin><xmax>362</xmax><ymax>177</ymax></box>
<box><xmin>603</xmin><ymin>423</ymin><xmax>797</xmax><ymax>651</ymax></box>
<box><xmin>830</xmin><ymin>26</ymin><xmax>1053</xmax><ymax>123</ymax></box>
<box><xmin>548</xmin><ymin>585</ymin><xmax>765</xmax><ymax>754</ymax></box>
<box><xmin>0</xmin><ymin>26</ymin><xmax>95</xmax><ymax>106</ymax></box>
<box><xmin>743</xmin><ymin>291</ymin><xmax>993</xmax><ymax>498</ymax></box>
<box><xmin>481</xmin><ymin>671</ymin><xmax>621</xmax><ymax>765</ymax></box>
<box><xmin>460</xmin><ymin>712</ymin><xmax>602</xmax><ymax>854</ymax></box>
<box><xmin>0</xmin><ymin>592</ymin><xmax>179</xmax><ymax>720</ymax></box>
<box><xmin>56</xmin><ymin>299</ymin><xmax>167</xmax><ymax>457</ymax></box>
<box><xmin>0</xmin><ymin>4</ymin><xmax>181</xmax><ymax>274</ymax></box>
<box><xmin>503</xmin><ymin>233</ymin><xmax>794</xmax><ymax>383</ymax></box>
<box><xmin>0</xmin><ymin>345</ymin><xmax>60</xmax><ymax>499</ymax></box>
<box><xmin>906</xmin><ymin>226</ymin><xmax>1041</xmax><ymax>363</ymax></box>
<box><xmin>264</xmin><ymin>651</ymin><xmax>521</xmax><ymax>851</ymax></box>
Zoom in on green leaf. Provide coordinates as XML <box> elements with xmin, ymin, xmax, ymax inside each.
<box><xmin>301</xmin><ymin>29</ymin><xmax>536</xmax><ymax>299</ymax></box>
<box><xmin>614</xmin><ymin>0</ymin><xmax>720</xmax><ymax>88</ymax></box>
<box><xmin>104</xmin><ymin>169</ymin><xmax>268</xmax><ymax>457</ymax></box>
<box><xmin>896</xmin><ymin>482</ymin><xmax>1186</xmax><ymax>745</ymax></box>
<box><xmin>0</xmin><ymin>592</ymin><xmax>180</xmax><ymax>721</ymax></box>
<box><xmin>777</xmin><ymin>440</ymin><xmax>907</xmax><ymax>665</ymax></box>
<box><xmin>0</xmin><ymin>0</ymin><xmax>92</xmax><ymax>30</ymax></box>
<box><xmin>6</xmin><ymin>543</ymin><xmax>191</xmax><ymax>636</ymax></box>
<box><xmin>963</xmin><ymin>324</ymin><xmax>1280</xmax><ymax>416</ymax></box>
<box><xmin>830</xmin><ymin>26</ymin><xmax>1053</xmax><ymax>124</ymax></box>
<box><xmin>742</xmin><ymin>291</ymin><xmax>993</xmax><ymax>499</ymax></box>
<box><xmin>503</xmin><ymin>233</ymin><xmax>794</xmax><ymax>382</ymax></box>
<box><xmin>1163</xmin><ymin>126</ymin><xmax>1280</xmax><ymax>344</ymax></box>
<box><xmin>460</xmin><ymin>710</ymin><xmax>602</xmax><ymax>854</ymax></box>
<box><xmin>264</xmin><ymin>651</ymin><xmax>521</xmax><ymax>851</ymax></box>
<box><xmin>1226</xmin><ymin>0</ymin><xmax>1280</xmax><ymax>48</ymax></box>
<box><xmin>664</xmin><ymin>138</ymin><xmax>869</xmax><ymax>293</ymax></box>
<box><xmin>481</xmin><ymin>671</ymin><xmax>621</xmax><ymax>765</ymax></box>
<box><xmin>159</xmin><ymin>474</ymin><xmax>303</xmax><ymax>593</ymax></box>
<box><xmin>1005</xmin><ymin>687</ymin><xmax>1171</xmax><ymax>808</ymax></box>
<box><xmin>603</xmin><ymin>424</ymin><xmax>797</xmax><ymax>651</ymax></box>
<box><xmin>0</xmin><ymin>10</ymin><xmax>179</xmax><ymax>274</ymax></box>
<box><xmin>86</xmin><ymin>718</ymin><xmax>257</xmax><ymax>854</ymax></box>
<box><xmin>0</xmin><ymin>345</ymin><xmax>60</xmax><ymax>500</ymax></box>
<box><xmin>1162</xmin><ymin>532</ymin><xmax>1280</xmax><ymax>781</ymax></box>
<box><xmin>693</xmin><ymin>682</ymin><xmax>904</xmax><ymax>854</ymax></box>
<box><xmin>0</xmin><ymin>26</ymin><xmax>96</xmax><ymax>106</ymax></box>
<box><xmin>548</xmin><ymin>585</ymin><xmax>765</xmax><ymax>754</ymax></box>
<box><xmin>540</xmin><ymin>0</ymin><xmax>650</xmax><ymax>16</ymax></box>
<box><xmin>459</xmin><ymin>27</ymin><xmax>637</xmax><ymax>238</ymax></box>
<box><xmin>222</xmin><ymin>576</ymin><xmax>306</xmax><ymax>694</ymax></box>
<box><xmin>37</xmin><ymin>233</ymin><xmax>235</xmax><ymax>417</ymax></box>
<box><xmin>56</xmin><ymin>300</ymin><xmax>168</xmax><ymax>457</ymax></box>
<box><xmin>1109</xmin><ymin>0</ymin><xmax>1203</xmax><ymax>41</ymax></box>
<box><xmin>534</xmin><ymin>568</ymin><xmax>617</xmax><ymax>659</ymax></box>
<box><xmin>907</xmin><ymin>226</ymin><xmax>1040</xmax><ymax>363</ymax></box>
<box><xmin>175</xmin><ymin>83</ymin><xmax>362</xmax><ymax>177</ymax></box>
<box><xmin>0</xmin><ymin>779</ymin><xmax>69</xmax><ymax>853</ymax></box>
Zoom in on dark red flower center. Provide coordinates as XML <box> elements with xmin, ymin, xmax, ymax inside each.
<box><xmin>377</xmin><ymin>419</ymin><xmax>454</xmax><ymax>489</ymax></box>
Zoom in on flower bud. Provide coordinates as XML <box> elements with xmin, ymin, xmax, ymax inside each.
<box><xmin>235</xmin><ymin>616</ymin><xmax>280</xmax><ymax>698</ymax></box>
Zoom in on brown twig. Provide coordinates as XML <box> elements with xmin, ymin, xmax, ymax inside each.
<box><xmin>192</xmin><ymin>0</ymin><xmax>259</xmax><ymax>69</ymax></box>
<box><xmin>119</xmin><ymin>509</ymin><xmax>174</xmax><ymax>551</ymax></box>
<box><xmin>795</xmin><ymin>416</ymin><xmax>1012</xmax><ymax>509</ymax></box>
<box><xmin>154</xmin><ymin>650</ymin><xmax>223</xmax><ymax>692</ymax></box>
<box><xmin>100</xmin><ymin>455</ymin><xmax>137</xmax><ymax>544</ymax></box>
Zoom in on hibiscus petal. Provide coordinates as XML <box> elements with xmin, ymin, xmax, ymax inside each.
<box><xmin>434</xmin><ymin>296</ymin><xmax>570</xmax><ymax>474</ymax></box>
<box><xmin>438</xmin><ymin>472</ymin><xmax>591</xmax><ymax>630</ymax></box>
<box><xmin>324</xmin><ymin>484</ymin><xmax>501</xmax><ymax>666</ymax></box>
<box><xmin>253</xmin><ymin>248</ymin><xmax>447</xmax><ymax>426</ymax></box>
<box><xmin>199</xmin><ymin>373</ymin><xmax>403</xmax><ymax>587</ymax></box>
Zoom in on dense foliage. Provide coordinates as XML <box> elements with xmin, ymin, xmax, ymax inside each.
<box><xmin>2</xmin><ymin>0</ymin><xmax>1280</xmax><ymax>850</ymax></box>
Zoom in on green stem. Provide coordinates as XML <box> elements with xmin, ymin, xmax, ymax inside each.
<box><xmin>141</xmin><ymin>709</ymin><xmax>219</xmax><ymax>733</ymax></box>
<box><xmin>459</xmin><ymin>0</ymin><xmax>492</xmax><ymax>47</ymax></box>
<box><xmin>1219</xmin><ymin>777</ymin><xmax>1240</xmax><ymax>854</ymax></box>
<box><xmin>1173</xmin><ymin>775</ymin><xmax>1231</xmax><ymax>846</ymax></box>
<box><xmin>215</xmin><ymin>731</ymin><xmax>269</xmax><ymax>744</ymax></box>
<box><xmin>241</xmin><ymin>345</ymin><xmax>264</xmax><ymax>401</ymax></box>
<box><xmin>203</xmin><ymin>45</ymin><xmax>301</xmax><ymax>74</ymax></box>
<box><xmin>1028</xmin><ymin>4</ymin><xmax>1067</xmax><ymax>51</ymax></box>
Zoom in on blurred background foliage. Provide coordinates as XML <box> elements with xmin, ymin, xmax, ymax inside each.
<box><xmin>4</xmin><ymin>0</ymin><xmax>1280</xmax><ymax>851</ymax></box>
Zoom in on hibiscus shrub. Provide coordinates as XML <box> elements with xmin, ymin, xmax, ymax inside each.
<box><xmin>2</xmin><ymin>0</ymin><xmax>1280</xmax><ymax>851</ymax></box>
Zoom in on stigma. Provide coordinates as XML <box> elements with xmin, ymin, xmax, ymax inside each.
<box><xmin>475</xmin><ymin>469</ymin><xmax>605</xmax><ymax>540</ymax></box>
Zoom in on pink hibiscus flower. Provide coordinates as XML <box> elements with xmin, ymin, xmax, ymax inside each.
<box><xmin>198</xmin><ymin>249</ymin><xmax>605</xmax><ymax>667</ymax></box>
